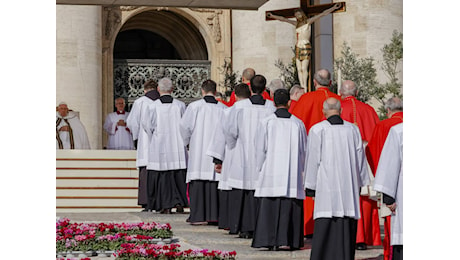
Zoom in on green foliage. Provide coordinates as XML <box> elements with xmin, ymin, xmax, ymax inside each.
<box><xmin>333</xmin><ymin>42</ymin><xmax>379</xmax><ymax>103</ymax></box>
<box><xmin>273</xmin><ymin>31</ymin><xmax>403</xmax><ymax>118</ymax></box>
<box><xmin>333</xmin><ymin>31</ymin><xmax>403</xmax><ymax>119</ymax></box>
<box><xmin>374</xmin><ymin>30</ymin><xmax>403</xmax><ymax>118</ymax></box>
<box><xmin>274</xmin><ymin>48</ymin><xmax>299</xmax><ymax>89</ymax></box>
<box><xmin>218</xmin><ymin>58</ymin><xmax>241</xmax><ymax>97</ymax></box>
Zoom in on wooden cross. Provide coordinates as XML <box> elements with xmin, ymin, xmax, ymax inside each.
<box><xmin>266</xmin><ymin>1</ymin><xmax>346</xmax><ymax>20</ymax></box>
<box><xmin>266</xmin><ymin>1</ymin><xmax>346</xmax><ymax>92</ymax></box>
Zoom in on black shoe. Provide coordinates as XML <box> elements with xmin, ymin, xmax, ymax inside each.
<box><xmin>160</xmin><ymin>208</ymin><xmax>172</xmax><ymax>214</ymax></box>
<box><xmin>238</xmin><ymin>231</ymin><xmax>253</xmax><ymax>239</ymax></box>
<box><xmin>268</xmin><ymin>246</ymin><xmax>279</xmax><ymax>251</ymax></box>
<box><xmin>175</xmin><ymin>205</ymin><xmax>184</xmax><ymax>213</ymax></box>
<box><xmin>356</xmin><ymin>243</ymin><xmax>367</xmax><ymax>250</ymax></box>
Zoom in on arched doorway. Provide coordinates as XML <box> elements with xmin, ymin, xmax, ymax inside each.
<box><xmin>101</xmin><ymin>7</ymin><xmax>231</xmax><ymax>147</ymax></box>
<box><xmin>114</xmin><ymin>29</ymin><xmax>181</xmax><ymax>60</ymax></box>
<box><xmin>112</xmin><ymin>10</ymin><xmax>211</xmax><ymax>110</ymax></box>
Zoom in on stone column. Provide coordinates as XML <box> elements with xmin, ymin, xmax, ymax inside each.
<box><xmin>56</xmin><ymin>5</ymin><xmax>102</xmax><ymax>149</ymax></box>
<box><xmin>312</xmin><ymin>0</ymin><xmax>335</xmax><ymax>78</ymax></box>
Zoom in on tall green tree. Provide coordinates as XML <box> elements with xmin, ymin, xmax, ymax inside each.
<box><xmin>372</xmin><ymin>30</ymin><xmax>403</xmax><ymax>117</ymax></box>
<box><xmin>274</xmin><ymin>48</ymin><xmax>299</xmax><ymax>89</ymax></box>
<box><xmin>333</xmin><ymin>31</ymin><xmax>403</xmax><ymax>118</ymax></box>
<box><xmin>333</xmin><ymin>42</ymin><xmax>379</xmax><ymax>103</ymax></box>
<box><xmin>218</xmin><ymin>58</ymin><xmax>241</xmax><ymax>97</ymax></box>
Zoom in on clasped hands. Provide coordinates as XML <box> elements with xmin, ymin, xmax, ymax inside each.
<box><xmin>214</xmin><ymin>164</ymin><xmax>222</xmax><ymax>174</ymax></box>
<box><xmin>117</xmin><ymin>119</ymin><xmax>127</xmax><ymax>126</ymax></box>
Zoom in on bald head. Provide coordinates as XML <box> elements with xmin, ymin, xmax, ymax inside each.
<box><xmin>322</xmin><ymin>97</ymin><xmax>341</xmax><ymax>118</ymax></box>
<box><xmin>339</xmin><ymin>80</ymin><xmax>357</xmax><ymax>97</ymax></box>
<box><xmin>313</xmin><ymin>69</ymin><xmax>331</xmax><ymax>88</ymax></box>
<box><xmin>242</xmin><ymin>68</ymin><xmax>256</xmax><ymax>83</ymax></box>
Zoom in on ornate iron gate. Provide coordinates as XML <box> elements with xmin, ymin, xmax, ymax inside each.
<box><xmin>114</xmin><ymin>59</ymin><xmax>211</xmax><ymax>109</ymax></box>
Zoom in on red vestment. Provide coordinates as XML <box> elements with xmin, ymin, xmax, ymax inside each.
<box><xmin>290</xmin><ymin>87</ymin><xmax>340</xmax><ymax>236</ymax></box>
<box><xmin>291</xmin><ymin>87</ymin><xmax>341</xmax><ymax>133</ymax></box>
<box><xmin>288</xmin><ymin>99</ymin><xmax>298</xmax><ymax>113</ymax></box>
<box><xmin>341</xmin><ymin>96</ymin><xmax>380</xmax><ymax>142</ymax></box>
<box><xmin>366</xmin><ymin>111</ymin><xmax>403</xmax><ymax>260</ymax></box>
<box><xmin>217</xmin><ymin>98</ymin><xmax>231</xmax><ymax>107</ymax></box>
<box><xmin>341</xmin><ymin>96</ymin><xmax>382</xmax><ymax>246</ymax></box>
<box><xmin>367</xmin><ymin>112</ymin><xmax>404</xmax><ymax>174</ymax></box>
<box><xmin>226</xmin><ymin>89</ymin><xmax>271</xmax><ymax>106</ymax></box>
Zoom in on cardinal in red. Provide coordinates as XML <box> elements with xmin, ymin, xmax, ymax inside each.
<box><xmin>339</xmin><ymin>80</ymin><xmax>382</xmax><ymax>250</ymax></box>
<box><xmin>224</xmin><ymin>68</ymin><xmax>273</xmax><ymax>107</ymax></box>
<box><xmin>290</xmin><ymin>68</ymin><xmax>340</xmax><ymax>237</ymax></box>
<box><xmin>366</xmin><ymin>97</ymin><xmax>403</xmax><ymax>260</ymax></box>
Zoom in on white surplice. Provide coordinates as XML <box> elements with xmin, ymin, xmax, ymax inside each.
<box><xmin>304</xmin><ymin>120</ymin><xmax>370</xmax><ymax>220</ymax></box>
<box><xmin>126</xmin><ymin>96</ymin><xmax>155</xmax><ymax>167</ymax></box>
<box><xmin>206</xmin><ymin>103</ymin><xmax>242</xmax><ymax>191</ymax></box>
<box><xmin>254</xmin><ymin>113</ymin><xmax>307</xmax><ymax>199</ymax></box>
<box><xmin>141</xmin><ymin>97</ymin><xmax>187</xmax><ymax>171</ymax></box>
<box><xmin>56</xmin><ymin>111</ymin><xmax>91</xmax><ymax>149</ymax></box>
<box><xmin>225</xmin><ymin>98</ymin><xmax>276</xmax><ymax>190</ymax></box>
<box><xmin>103</xmin><ymin>111</ymin><xmax>134</xmax><ymax>150</ymax></box>
<box><xmin>373</xmin><ymin>123</ymin><xmax>403</xmax><ymax>246</ymax></box>
<box><xmin>179</xmin><ymin>97</ymin><xmax>226</xmax><ymax>183</ymax></box>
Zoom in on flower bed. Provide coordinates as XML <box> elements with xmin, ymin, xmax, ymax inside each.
<box><xmin>116</xmin><ymin>243</ymin><xmax>237</xmax><ymax>260</ymax></box>
<box><xmin>56</xmin><ymin>218</ymin><xmax>175</xmax><ymax>257</ymax></box>
<box><xmin>56</xmin><ymin>218</ymin><xmax>236</xmax><ymax>259</ymax></box>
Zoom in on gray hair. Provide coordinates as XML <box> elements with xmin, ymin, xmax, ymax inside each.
<box><xmin>339</xmin><ymin>80</ymin><xmax>357</xmax><ymax>97</ymax></box>
<box><xmin>289</xmin><ymin>84</ymin><xmax>302</xmax><ymax>95</ymax></box>
<box><xmin>384</xmin><ymin>97</ymin><xmax>403</xmax><ymax>111</ymax></box>
<box><xmin>290</xmin><ymin>84</ymin><xmax>303</xmax><ymax>95</ymax></box>
<box><xmin>267</xmin><ymin>79</ymin><xmax>286</xmax><ymax>93</ymax></box>
<box><xmin>314</xmin><ymin>69</ymin><xmax>331</xmax><ymax>86</ymax></box>
<box><xmin>158</xmin><ymin>78</ymin><xmax>174</xmax><ymax>93</ymax></box>
<box><xmin>323</xmin><ymin>97</ymin><xmax>341</xmax><ymax>112</ymax></box>
<box><xmin>58</xmin><ymin>101</ymin><xmax>68</xmax><ymax>107</ymax></box>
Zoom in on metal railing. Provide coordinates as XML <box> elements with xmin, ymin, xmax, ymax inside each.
<box><xmin>114</xmin><ymin>59</ymin><xmax>211</xmax><ymax>108</ymax></box>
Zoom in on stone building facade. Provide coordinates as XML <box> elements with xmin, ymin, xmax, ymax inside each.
<box><xmin>56</xmin><ymin>0</ymin><xmax>402</xmax><ymax>149</ymax></box>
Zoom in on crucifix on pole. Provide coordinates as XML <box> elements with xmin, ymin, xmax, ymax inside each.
<box><xmin>266</xmin><ymin>1</ymin><xmax>346</xmax><ymax>92</ymax></box>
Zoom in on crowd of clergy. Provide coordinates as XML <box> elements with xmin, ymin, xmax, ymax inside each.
<box><xmin>56</xmin><ymin>67</ymin><xmax>403</xmax><ymax>260</ymax></box>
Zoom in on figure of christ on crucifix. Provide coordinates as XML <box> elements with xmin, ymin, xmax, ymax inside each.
<box><xmin>267</xmin><ymin>2</ymin><xmax>345</xmax><ymax>91</ymax></box>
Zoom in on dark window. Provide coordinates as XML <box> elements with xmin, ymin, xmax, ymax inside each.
<box><xmin>114</xmin><ymin>29</ymin><xmax>181</xmax><ymax>60</ymax></box>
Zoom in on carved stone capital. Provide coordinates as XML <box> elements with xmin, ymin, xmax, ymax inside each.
<box><xmin>191</xmin><ymin>8</ymin><xmax>222</xmax><ymax>43</ymax></box>
<box><xmin>103</xmin><ymin>6</ymin><xmax>122</xmax><ymax>39</ymax></box>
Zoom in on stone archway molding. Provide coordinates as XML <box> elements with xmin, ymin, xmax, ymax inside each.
<box><xmin>119</xmin><ymin>9</ymin><xmax>208</xmax><ymax>60</ymax></box>
<box><xmin>101</xmin><ymin>6</ymin><xmax>231</xmax><ymax>147</ymax></box>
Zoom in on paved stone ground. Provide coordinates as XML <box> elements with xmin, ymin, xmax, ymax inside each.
<box><xmin>56</xmin><ymin>210</ymin><xmax>384</xmax><ymax>260</ymax></box>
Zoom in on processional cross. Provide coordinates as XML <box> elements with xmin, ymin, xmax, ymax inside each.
<box><xmin>266</xmin><ymin>1</ymin><xmax>346</xmax><ymax>92</ymax></box>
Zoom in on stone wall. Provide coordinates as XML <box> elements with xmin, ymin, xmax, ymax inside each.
<box><xmin>232</xmin><ymin>0</ymin><xmax>403</xmax><ymax>98</ymax></box>
<box><xmin>56</xmin><ymin>5</ymin><xmax>103</xmax><ymax>149</ymax></box>
<box><xmin>55</xmin><ymin>1</ymin><xmax>403</xmax><ymax>149</ymax></box>
<box><xmin>232</xmin><ymin>0</ymin><xmax>299</xmax><ymax>83</ymax></box>
<box><xmin>333</xmin><ymin>0</ymin><xmax>403</xmax><ymax>93</ymax></box>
